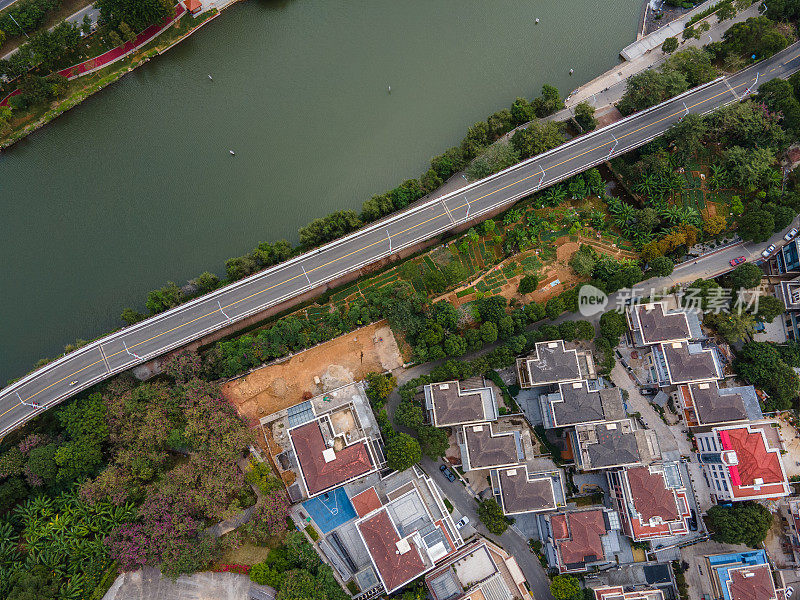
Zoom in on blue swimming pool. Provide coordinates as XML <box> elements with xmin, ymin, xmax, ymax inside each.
<box><xmin>302</xmin><ymin>487</ymin><xmax>357</xmax><ymax>534</ymax></box>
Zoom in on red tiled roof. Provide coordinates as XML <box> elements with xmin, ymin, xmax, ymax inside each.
<box><xmin>720</xmin><ymin>426</ymin><xmax>787</xmax><ymax>499</ymax></box>
<box><xmin>184</xmin><ymin>0</ymin><xmax>201</xmax><ymax>11</ymax></box>
<box><xmin>359</xmin><ymin>509</ymin><xmax>425</xmax><ymax>592</ymax></box>
<box><xmin>627</xmin><ymin>467</ymin><xmax>679</xmax><ymax>524</ymax></box>
<box><xmin>291</xmin><ymin>421</ymin><xmax>373</xmax><ymax>495</ymax></box>
<box><xmin>351</xmin><ymin>487</ymin><xmax>382</xmax><ymax>518</ymax></box>
<box><xmin>728</xmin><ymin>564</ymin><xmax>778</xmax><ymax>600</ymax></box>
<box><xmin>553</xmin><ymin>510</ymin><xmax>608</xmax><ymax>569</ymax></box>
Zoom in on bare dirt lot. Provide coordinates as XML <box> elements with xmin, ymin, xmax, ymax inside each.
<box><xmin>222</xmin><ymin>321</ymin><xmax>402</xmax><ymax>422</ymax></box>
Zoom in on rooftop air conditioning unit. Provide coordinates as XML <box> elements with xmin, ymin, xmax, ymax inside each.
<box><xmin>440</xmin><ymin>383</ymin><xmax>449</xmax><ymax>390</ymax></box>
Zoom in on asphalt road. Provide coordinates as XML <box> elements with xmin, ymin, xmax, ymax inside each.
<box><xmin>0</xmin><ymin>0</ymin><xmax>19</xmax><ymax>11</ymax></box>
<box><xmin>3</xmin><ymin>43</ymin><xmax>800</xmax><ymax>438</ymax></box>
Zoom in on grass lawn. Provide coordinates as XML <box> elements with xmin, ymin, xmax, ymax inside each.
<box><xmin>217</xmin><ymin>542</ymin><xmax>271</xmax><ymax>566</ymax></box>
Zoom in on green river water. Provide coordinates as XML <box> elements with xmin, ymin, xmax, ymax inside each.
<box><xmin>0</xmin><ymin>0</ymin><xmax>639</xmax><ymax>381</ymax></box>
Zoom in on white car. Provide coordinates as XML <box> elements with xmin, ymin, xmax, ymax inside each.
<box><xmin>456</xmin><ymin>516</ymin><xmax>470</xmax><ymax>530</ymax></box>
<box><xmin>762</xmin><ymin>244</ymin><xmax>776</xmax><ymax>258</ymax></box>
<box><xmin>785</xmin><ymin>228</ymin><xmax>799</xmax><ymax>242</ymax></box>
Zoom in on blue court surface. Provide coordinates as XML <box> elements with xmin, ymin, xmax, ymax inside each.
<box><xmin>302</xmin><ymin>487</ymin><xmax>357</xmax><ymax>534</ymax></box>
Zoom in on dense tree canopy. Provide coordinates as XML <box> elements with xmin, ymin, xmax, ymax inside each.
<box><xmin>707</xmin><ymin>502</ymin><xmax>772</xmax><ymax>547</ymax></box>
<box><xmin>96</xmin><ymin>0</ymin><xmax>172</xmax><ymax>31</ymax></box>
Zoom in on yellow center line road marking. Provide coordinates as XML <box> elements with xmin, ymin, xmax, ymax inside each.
<box><xmin>4</xmin><ymin>67</ymin><xmax>772</xmax><ymax>409</ymax></box>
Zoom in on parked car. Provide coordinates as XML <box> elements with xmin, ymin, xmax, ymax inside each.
<box><xmin>762</xmin><ymin>244</ymin><xmax>776</xmax><ymax>258</ymax></box>
<box><xmin>729</xmin><ymin>256</ymin><xmax>746</xmax><ymax>267</ymax></box>
<box><xmin>456</xmin><ymin>516</ymin><xmax>470</xmax><ymax>530</ymax></box>
<box><xmin>688</xmin><ymin>509</ymin><xmax>698</xmax><ymax>531</ymax></box>
<box><xmin>786</xmin><ymin>227</ymin><xmax>799</xmax><ymax>242</ymax></box>
<box><xmin>440</xmin><ymin>464</ymin><xmax>456</xmax><ymax>482</ymax></box>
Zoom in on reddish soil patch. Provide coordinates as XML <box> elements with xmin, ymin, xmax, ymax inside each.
<box><xmin>222</xmin><ymin>321</ymin><xmax>402</xmax><ymax>423</ymax></box>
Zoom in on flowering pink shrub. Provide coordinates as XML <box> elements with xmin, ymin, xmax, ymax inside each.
<box><xmin>215</xmin><ymin>564</ymin><xmax>251</xmax><ymax>574</ymax></box>
<box><xmin>18</xmin><ymin>433</ymin><xmax>49</xmax><ymax>454</ymax></box>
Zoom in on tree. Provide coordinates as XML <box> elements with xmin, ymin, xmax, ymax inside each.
<box><xmin>120</xmin><ymin>307</ymin><xmax>146</xmax><ymax>325</ymax></box>
<box><xmin>510</xmin><ymin>97</ymin><xmax>535</xmax><ymax>126</ymax></box>
<box><xmin>668</xmin><ymin>113</ymin><xmax>707</xmax><ymax>160</ymax></box>
<box><xmin>299</xmin><ymin>210</ymin><xmax>362</xmax><ymax>248</ymax></box>
<box><xmin>466</xmin><ymin>141</ymin><xmax>520</xmax><ymax>180</ymax></box>
<box><xmin>734</xmin><ymin>341</ymin><xmax>799</xmax><ymax>411</ymax></box>
<box><xmin>617</xmin><ymin>70</ymin><xmax>688</xmax><ymax>116</ymax></box>
<box><xmin>737</xmin><ymin>209</ymin><xmax>775</xmax><ymax>243</ymax></box>
<box><xmin>707</xmin><ymin>502</ymin><xmax>772</xmax><ymax>547</ymax></box>
<box><xmin>96</xmin><ymin>0</ymin><xmax>172</xmax><ymax>31</ymax></box>
<box><xmin>5</xmin><ymin>566</ymin><xmax>60</xmax><ymax>600</ymax></box>
<box><xmin>663</xmin><ymin>47</ymin><xmax>717</xmax><ymax>87</ymax></box>
<box><xmin>365</xmin><ymin>372</ymin><xmax>396</xmax><ymax>407</ymax></box>
<box><xmin>194</xmin><ymin>271</ymin><xmax>220</xmax><ymax>293</ymax></box>
<box><xmin>704</xmin><ymin>214</ymin><xmax>727</xmax><ymax>236</ymax></box>
<box><xmin>510</xmin><ymin>120</ymin><xmax>565</xmax><ymax>158</ymax></box>
<box><xmin>575</xmin><ymin>320</ymin><xmax>596</xmax><ymax>340</ymax></box>
<box><xmin>394</xmin><ymin>400</ymin><xmax>424</xmax><ymax>429</ymax></box>
<box><xmin>518</xmin><ymin>274</ymin><xmax>539</xmax><ymax>294</ymax></box>
<box><xmin>146</xmin><ymin>281</ymin><xmax>183</xmax><ymax>314</ymax></box>
<box><xmin>728</xmin><ymin>263</ymin><xmax>763</xmax><ymax>290</ymax></box>
<box><xmin>550</xmin><ymin>574</ymin><xmax>582</xmax><ymax>600</ymax></box>
<box><xmin>648</xmin><ymin>256</ymin><xmax>674</xmax><ymax>277</ymax></box>
<box><xmin>461</xmin><ymin>121</ymin><xmax>491</xmax><ymax>161</ymax></box>
<box><xmin>537</xmin><ymin>84</ymin><xmax>563</xmax><ymax>117</ymax></box>
<box><xmin>725</xmin><ymin>146</ymin><xmax>775</xmax><ymax>189</ymax></box>
<box><xmin>487</xmin><ymin>108</ymin><xmax>514</xmax><ymax>139</ymax></box>
<box><xmin>480</xmin><ymin>321</ymin><xmax>498</xmax><ymax>344</ymax></box>
<box><xmin>599</xmin><ymin>310</ymin><xmax>627</xmax><ymax>345</ymax></box>
<box><xmin>417</xmin><ymin>425</ymin><xmax>449</xmax><ymax>459</ymax></box>
<box><xmin>706</xmin><ymin>310</ymin><xmax>756</xmax><ymax>343</ymax></box>
<box><xmin>756</xmin><ymin>295</ymin><xmax>785</xmax><ymax>323</ymax></box>
<box><xmin>386</xmin><ymin>432</ymin><xmax>421</xmax><ymax>471</ymax></box>
<box><xmin>545</xmin><ymin>296</ymin><xmax>565</xmax><ymax>319</ymax></box>
<box><xmin>574</xmin><ymin>101</ymin><xmax>597</xmax><ymax>131</ymax></box>
<box><xmin>477</xmin><ymin>498</ymin><xmax>508</xmax><ymax>534</ymax></box>
<box><xmin>569</xmin><ymin>246</ymin><xmax>597</xmax><ymax>277</ymax></box>
<box><xmin>662</xmin><ymin>36</ymin><xmax>678</xmax><ymax>54</ymax></box>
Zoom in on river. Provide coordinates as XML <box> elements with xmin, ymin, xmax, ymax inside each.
<box><xmin>0</xmin><ymin>0</ymin><xmax>639</xmax><ymax>382</ymax></box>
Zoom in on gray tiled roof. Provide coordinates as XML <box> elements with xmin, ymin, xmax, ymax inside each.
<box><xmin>522</xmin><ymin>341</ymin><xmax>582</xmax><ymax>385</ymax></box>
<box><xmin>662</xmin><ymin>342</ymin><xmax>720</xmax><ymax>384</ymax></box>
<box><xmin>689</xmin><ymin>382</ymin><xmax>748</xmax><ymax>425</ymax></box>
<box><xmin>498</xmin><ymin>467</ymin><xmax>557</xmax><ymax>514</ymax></box>
<box><xmin>426</xmin><ymin>380</ymin><xmax>496</xmax><ymax>427</ymax></box>
<box><xmin>463</xmin><ymin>424</ymin><xmax>520</xmax><ymax>470</ymax></box>
<box><xmin>634</xmin><ymin>303</ymin><xmax>691</xmax><ymax>345</ymax></box>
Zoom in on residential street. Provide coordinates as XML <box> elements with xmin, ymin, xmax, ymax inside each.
<box><xmin>420</xmin><ymin>456</ymin><xmax>555</xmax><ymax>600</ymax></box>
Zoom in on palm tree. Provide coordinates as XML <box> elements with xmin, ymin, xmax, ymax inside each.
<box><xmin>633</xmin><ymin>174</ymin><xmax>657</xmax><ymax>198</ymax></box>
<box><xmin>679</xmin><ymin>206</ymin><xmax>702</xmax><ymax>226</ymax></box>
<box><xmin>765</xmin><ymin>168</ymin><xmax>783</xmax><ymax>191</ymax></box>
<box><xmin>661</xmin><ymin>205</ymin><xmax>683</xmax><ymax>226</ymax></box>
<box><xmin>708</xmin><ymin>165</ymin><xmax>728</xmax><ymax>191</ymax></box>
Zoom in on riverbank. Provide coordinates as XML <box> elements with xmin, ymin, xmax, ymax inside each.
<box><xmin>0</xmin><ymin>4</ymin><xmax>225</xmax><ymax>149</ymax></box>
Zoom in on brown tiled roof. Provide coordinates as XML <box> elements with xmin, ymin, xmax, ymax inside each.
<box><xmin>728</xmin><ymin>564</ymin><xmax>777</xmax><ymax>600</ymax></box>
<box><xmin>351</xmin><ymin>487</ymin><xmax>382</xmax><ymax>518</ymax></box>
<box><xmin>553</xmin><ymin>510</ymin><xmax>608</xmax><ymax>568</ymax></box>
<box><xmin>359</xmin><ymin>509</ymin><xmax>425</xmax><ymax>592</ymax></box>
<box><xmin>626</xmin><ymin>467</ymin><xmax>679</xmax><ymax>523</ymax></box>
<box><xmin>635</xmin><ymin>304</ymin><xmax>691</xmax><ymax>345</ymax></box>
<box><xmin>464</xmin><ymin>424</ymin><xmax>518</xmax><ymax>469</ymax></box>
<box><xmin>291</xmin><ymin>421</ymin><xmax>373</xmax><ymax>495</ymax></box>
<box><xmin>498</xmin><ymin>468</ymin><xmax>556</xmax><ymax>514</ymax></box>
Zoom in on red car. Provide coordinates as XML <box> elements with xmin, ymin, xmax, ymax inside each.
<box><xmin>729</xmin><ymin>256</ymin><xmax>746</xmax><ymax>267</ymax></box>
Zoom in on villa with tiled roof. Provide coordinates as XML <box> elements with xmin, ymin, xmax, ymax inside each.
<box><xmin>696</xmin><ymin>422</ymin><xmax>791</xmax><ymax>502</ymax></box>
<box><xmin>607</xmin><ymin>463</ymin><xmax>691</xmax><ymax>542</ymax></box>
